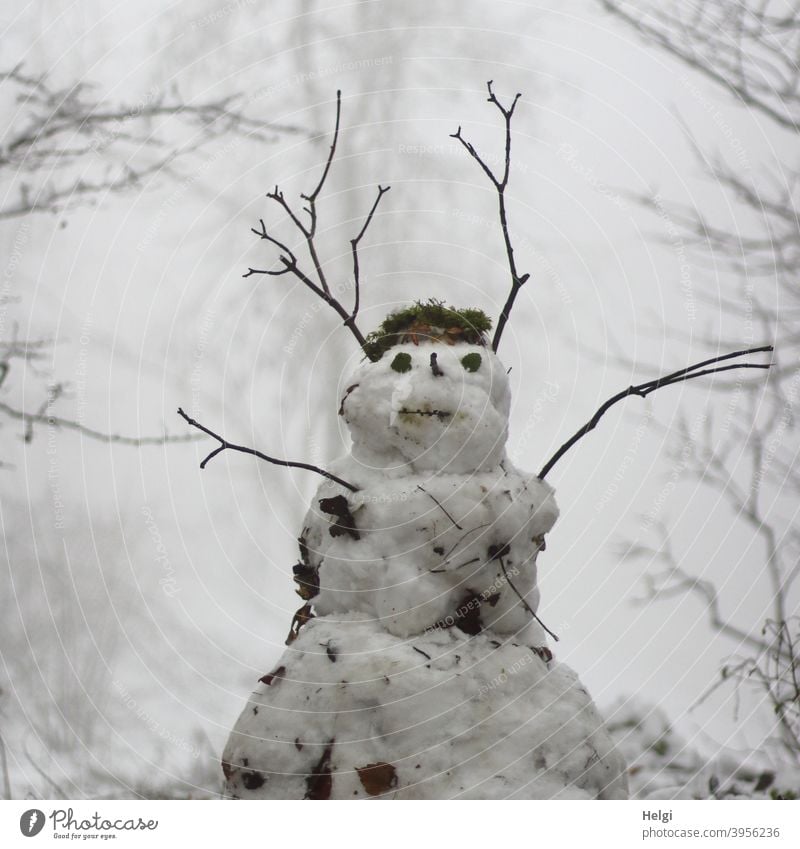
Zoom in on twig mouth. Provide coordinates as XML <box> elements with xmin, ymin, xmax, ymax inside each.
<box><xmin>398</xmin><ymin>408</ymin><xmax>452</xmax><ymax>421</ymax></box>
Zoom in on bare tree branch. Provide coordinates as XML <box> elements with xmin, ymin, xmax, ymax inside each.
<box><xmin>538</xmin><ymin>345</ymin><xmax>773</xmax><ymax>479</ymax></box>
<box><xmin>0</xmin><ymin>66</ymin><xmax>305</xmax><ymax>218</ymax></box>
<box><xmin>626</xmin><ymin>522</ymin><xmax>790</xmax><ymax>660</ymax></box>
<box><xmin>597</xmin><ymin>0</ymin><xmax>800</xmax><ymax>764</ymax></box>
<box><xmin>245</xmin><ymin>91</ymin><xmax>389</xmax><ymax>359</ymax></box>
<box><xmin>176</xmin><ymin>407</ymin><xmax>358</xmax><ymax>492</ymax></box>
<box><xmin>451</xmin><ymin>81</ymin><xmax>529</xmax><ymax>353</ymax></box>
<box><xmin>0</xmin><ymin>399</ymin><xmax>200</xmax><ymax>446</ymax></box>
<box><xmin>351</xmin><ymin>184</ymin><xmax>390</xmax><ymax>321</ymax></box>
<box><xmin>599</xmin><ymin>1</ymin><xmax>800</xmax><ymax>132</ymax></box>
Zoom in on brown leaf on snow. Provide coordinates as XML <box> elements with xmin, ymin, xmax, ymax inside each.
<box><xmin>319</xmin><ymin>494</ymin><xmax>360</xmax><ymax>540</ymax></box>
<box><xmin>305</xmin><ymin>740</ymin><xmax>335</xmax><ymax>800</ymax></box>
<box><xmin>531</xmin><ymin>646</ymin><xmax>553</xmax><ymax>664</ymax></box>
<box><xmin>286</xmin><ymin>603</ymin><xmax>315</xmax><ymax>645</ymax></box>
<box><xmin>259</xmin><ymin>665</ymin><xmax>286</xmax><ymax>686</ymax></box>
<box><xmin>356</xmin><ymin>762</ymin><xmax>398</xmax><ymax>796</ymax></box>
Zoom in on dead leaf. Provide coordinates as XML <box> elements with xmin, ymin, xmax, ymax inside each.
<box><xmin>356</xmin><ymin>762</ymin><xmax>398</xmax><ymax>796</ymax></box>
<box><xmin>304</xmin><ymin>740</ymin><xmax>335</xmax><ymax>800</ymax></box>
<box><xmin>259</xmin><ymin>665</ymin><xmax>286</xmax><ymax>686</ymax></box>
<box><xmin>319</xmin><ymin>494</ymin><xmax>360</xmax><ymax>540</ymax></box>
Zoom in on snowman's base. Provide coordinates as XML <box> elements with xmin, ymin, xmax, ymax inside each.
<box><xmin>222</xmin><ymin>614</ymin><xmax>628</xmax><ymax>799</ymax></box>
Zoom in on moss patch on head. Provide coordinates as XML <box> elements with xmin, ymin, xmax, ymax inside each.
<box><xmin>364</xmin><ymin>300</ymin><xmax>492</xmax><ymax>361</ymax></box>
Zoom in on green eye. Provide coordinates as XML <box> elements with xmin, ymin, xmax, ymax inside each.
<box><xmin>461</xmin><ymin>353</ymin><xmax>482</xmax><ymax>373</ymax></box>
<box><xmin>390</xmin><ymin>352</ymin><xmax>412</xmax><ymax>373</ymax></box>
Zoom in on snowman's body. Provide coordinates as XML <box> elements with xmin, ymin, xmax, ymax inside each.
<box><xmin>222</xmin><ymin>341</ymin><xmax>628</xmax><ymax>799</ymax></box>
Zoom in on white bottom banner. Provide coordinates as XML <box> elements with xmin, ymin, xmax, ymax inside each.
<box><xmin>1</xmin><ymin>800</ymin><xmax>798</xmax><ymax>848</ymax></box>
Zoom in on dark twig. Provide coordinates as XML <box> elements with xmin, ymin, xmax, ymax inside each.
<box><xmin>246</xmin><ymin>91</ymin><xmax>387</xmax><ymax>358</ymax></box>
<box><xmin>538</xmin><ymin>345</ymin><xmax>774</xmax><ymax>479</ymax></box>
<box><xmin>451</xmin><ymin>81</ymin><xmax>529</xmax><ymax>353</ymax></box>
<box><xmin>490</xmin><ymin>543</ymin><xmax>559</xmax><ymax>641</ymax></box>
<box><xmin>351</xmin><ymin>184</ymin><xmax>390</xmax><ymax>321</ymax></box>
<box><xmin>177</xmin><ymin>407</ymin><xmax>358</xmax><ymax>492</ymax></box>
<box><xmin>303</xmin><ymin>91</ymin><xmax>342</xmax><ymax>208</ymax></box>
<box><xmin>417</xmin><ymin>484</ymin><xmax>463</xmax><ymax>529</ymax></box>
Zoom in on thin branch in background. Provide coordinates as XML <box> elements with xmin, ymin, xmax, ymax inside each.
<box><xmin>0</xmin><ymin>65</ymin><xmax>305</xmax><ymax>219</ymax></box>
<box><xmin>599</xmin><ymin>1</ymin><xmax>800</xmax><ymax>132</ymax></box>
<box><xmin>0</xmin><ymin>400</ymin><xmax>200</xmax><ymax>446</ymax></box>
<box><xmin>0</xmin><ymin>731</ymin><xmax>11</xmax><ymax>800</ymax></box>
<box><xmin>23</xmin><ymin>383</ymin><xmax>63</xmax><ymax>443</ymax></box>
<box><xmin>176</xmin><ymin>407</ymin><xmax>358</xmax><ymax>492</ymax></box>
<box><xmin>451</xmin><ymin>81</ymin><xmax>529</xmax><ymax>353</ymax></box>
<box><xmin>694</xmin><ymin>619</ymin><xmax>800</xmax><ymax>761</ymax></box>
<box><xmin>23</xmin><ymin>742</ymin><xmax>68</xmax><ymax>800</ymax></box>
<box><xmin>627</xmin><ymin>514</ymin><xmax>800</xmax><ymax>758</ymax></box>
<box><xmin>244</xmin><ymin>91</ymin><xmax>389</xmax><ymax>359</ymax></box>
<box><xmin>625</xmin><ymin>523</ymin><xmax>786</xmax><ymax>660</ymax></box>
<box><xmin>538</xmin><ymin>345</ymin><xmax>773</xmax><ymax>479</ymax></box>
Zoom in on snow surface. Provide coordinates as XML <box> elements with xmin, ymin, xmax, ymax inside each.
<box><xmin>307</xmin><ymin>460</ymin><xmax>558</xmax><ymax>638</ymax></box>
<box><xmin>223</xmin><ymin>616</ymin><xmax>628</xmax><ymax>799</ymax></box>
<box><xmin>342</xmin><ymin>343</ymin><xmax>511</xmax><ymax>474</ymax></box>
<box><xmin>223</xmin><ymin>340</ymin><xmax>629</xmax><ymax>798</ymax></box>
<box><xmin>607</xmin><ymin>699</ymin><xmax>800</xmax><ymax>801</ymax></box>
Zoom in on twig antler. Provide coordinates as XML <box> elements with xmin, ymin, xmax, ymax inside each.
<box><xmin>243</xmin><ymin>90</ymin><xmax>389</xmax><ymax>359</ymax></box>
<box><xmin>177</xmin><ymin>408</ymin><xmax>358</xmax><ymax>492</ymax></box>
<box><xmin>538</xmin><ymin>345</ymin><xmax>774</xmax><ymax>479</ymax></box>
<box><xmin>451</xmin><ymin>81</ymin><xmax>529</xmax><ymax>353</ymax></box>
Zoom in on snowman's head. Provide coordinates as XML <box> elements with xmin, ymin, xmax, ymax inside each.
<box><xmin>340</xmin><ymin>334</ymin><xmax>511</xmax><ymax>474</ymax></box>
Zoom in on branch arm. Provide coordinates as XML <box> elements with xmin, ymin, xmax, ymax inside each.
<box><xmin>538</xmin><ymin>346</ymin><xmax>774</xmax><ymax>479</ymax></box>
<box><xmin>177</xmin><ymin>408</ymin><xmax>359</xmax><ymax>492</ymax></box>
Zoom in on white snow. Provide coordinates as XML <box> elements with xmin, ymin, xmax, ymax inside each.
<box><xmin>306</xmin><ymin>462</ymin><xmax>558</xmax><ymax>638</ymax></box>
<box><xmin>223</xmin><ymin>617</ymin><xmax>628</xmax><ymax>799</ymax></box>
<box><xmin>222</xmin><ymin>337</ymin><xmax>629</xmax><ymax>798</ymax></box>
<box><xmin>343</xmin><ymin>343</ymin><xmax>511</xmax><ymax>474</ymax></box>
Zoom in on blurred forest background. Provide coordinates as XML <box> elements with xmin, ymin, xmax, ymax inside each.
<box><xmin>1</xmin><ymin>0</ymin><xmax>798</xmax><ymax>799</ymax></box>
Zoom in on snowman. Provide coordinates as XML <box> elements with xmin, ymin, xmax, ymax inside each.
<box><xmin>221</xmin><ymin>303</ymin><xmax>629</xmax><ymax>799</ymax></box>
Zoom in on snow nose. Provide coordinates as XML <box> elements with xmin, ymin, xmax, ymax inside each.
<box><xmin>430</xmin><ymin>352</ymin><xmax>444</xmax><ymax>377</ymax></box>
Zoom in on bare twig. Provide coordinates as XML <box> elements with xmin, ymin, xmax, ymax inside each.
<box><xmin>451</xmin><ymin>81</ymin><xmax>529</xmax><ymax>353</ymax></box>
<box><xmin>416</xmin><ymin>484</ymin><xmax>463</xmax><ymax>529</ymax></box>
<box><xmin>351</xmin><ymin>184</ymin><xmax>390</xmax><ymax>321</ymax></box>
<box><xmin>628</xmin><ymin>527</ymin><xmax>784</xmax><ymax>659</ymax></box>
<box><xmin>176</xmin><ymin>407</ymin><xmax>358</xmax><ymax>492</ymax></box>
<box><xmin>0</xmin><ymin>400</ymin><xmax>200</xmax><ymax>446</ymax></box>
<box><xmin>246</xmin><ymin>91</ymin><xmax>388</xmax><ymax>358</ymax></box>
<box><xmin>538</xmin><ymin>345</ymin><xmax>773</xmax><ymax>479</ymax></box>
<box><xmin>0</xmin><ymin>66</ymin><xmax>305</xmax><ymax>219</ymax></box>
<box><xmin>489</xmin><ymin>543</ymin><xmax>559</xmax><ymax>641</ymax></box>
<box><xmin>23</xmin><ymin>742</ymin><xmax>68</xmax><ymax>800</ymax></box>
<box><xmin>0</xmin><ymin>731</ymin><xmax>11</xmax><ymax>800</ymax></box>
<box><xmin>599</xmin><ymin>1</ymin><xmax>800</xmax><ymax>132</ymax></box>
<box><xmin>695</xmin><ymin>619</ymin><xmax>800</xmax><ymax>759</ymax></box>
